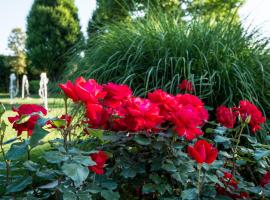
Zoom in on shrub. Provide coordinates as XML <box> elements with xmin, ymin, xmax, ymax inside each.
<box><xmin>66</xmin><ymin>12</ymin><xmax>270</xmax><ymax>115</ymax></box>
<box><xmin>29</xmin><ymin>80</ymin><xmax>39</xmax><ymax>95</ymax></box>
<box><xmin>1</xmin><ymin>77</ymin><xmax>270</xmax><ymax>199</ymax></box>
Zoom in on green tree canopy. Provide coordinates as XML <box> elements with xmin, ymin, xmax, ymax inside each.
<box><xmin>7</xmin><ymin>28</ymin><xmax>27</xmax><ymax>75</ymax></box>
<box><xmin>87</xmin><ymin>0</ymin><xmax>245</xmax><ymax>37</ymax></box>
<box><xmin>26</xmin><ymin>0</ymin><xmax>83</xmax><ymax>79</ymax></box>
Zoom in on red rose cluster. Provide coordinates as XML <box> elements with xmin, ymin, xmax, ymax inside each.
<box><xmin>216</xmin><ymin>172</ymin><xmax>249</xmax><ymax>199</ymax></box>
<box><xmin>59</xmin><ymin>77</ymin><xmax>209</xmax><ymax>140</ymax></box>
<box><xmin>8</xmin><ymin>104</ymin><xmax>47</xmax><ymax>136</ymax></box>
<box><xmin>216</xmin><ymin>100</ymin><xmax>265</xmax><ymax>133</ymax></box>
<box><xmin>89</xmin><ymin>151</ymin><xmax>109</xmax><ymax>175</ymax></box>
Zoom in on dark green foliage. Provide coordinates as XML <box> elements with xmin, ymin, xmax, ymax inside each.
<box><xmin>69</xmin><ymin>13</ymin><xmax>270</xmax><ymax>114</ymax></box>
<box><xmin>26</xmin><ymin>0</ymin><xmax>83</xmax><ymax>80</ymax></box>
<box><xmin>29</xmin><ymin>80</ymin><xmax>39</xmax><ymax>95</ymax></box>
<box><xmin>0</xmin><ymin>55</ymin><xmax>12</xmax><ymax>92</ymax></box>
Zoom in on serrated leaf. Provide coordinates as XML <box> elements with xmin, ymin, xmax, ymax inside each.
<box><xmin>23</xmin><ymin>160</ymin><xmax>39</xmax><ymax>171</ymax></box>
<box><xmin>73</xmin><ymin>155</ymin><xmax>96</xmax><ymax>166</ymax></box>
<box><xmin>101</xmin><ymin>180</ymin><xmax>118</xmax><ymax>190</ymax></box>
<box><xmin>61</xmin><ymin>163</ymin><xmax>89</xmax><ymax>187</ymax></box>
<box><xmin>6</xmin><ymin>176</ymin><xmax>32</xmax><ymax>193</ymax></box>
<box><xmin>214</xmin><ymin>135</ymin><xmax>230</xmax><ymax>143</ymax></box>
<box><xmin>101</xmin><ymin>190</ymin><xmax>120</xmax><ymax>200</ymax></box>
<box><xmin>162</xmin><ymin>163</ymin><xmax>177</xmax><ymax>172</ymax></box>
<box><xmin>121</xmin><ymin>168</ymin><xmax>136</xmax><ymax>178</ymax></box>
<box><xmin>43</xmin><ymin>151</ymin><xmax>69</xmax><ymax>164</ymax></box>
<box><xmin>142</xmin><ymin>183</ymin><xmax>155</xmax><ymax>194</ymax></box>
<box><xmin>30</xmin><ymin>124</ymin><xmax>49</xmax><ymax>148</ymax></box>
<box><xmin>181</xmin><ymin>188</ymin><xmax>198</xmax><ymax>200</ymax></box>
<box><xmin>51</xmin><ymin>119</ymin><xmax>66</xmax><ymax>128</ymax></box>
<box><xmin>63</xmin><ymin>191</ymin><xmax>77</xmax><ymax>200</ymax></box>
<box><xmin>6</xmin><ymin>141</ymin><xmax>28</xmax><ymax>160</ymax></box>
<box><xmin>254</xmin><ymin>149</ymin><xmax>270</xmax><ymax>160</ymax></box>
<box><xmin>134</xmin><ymin>135</ymin><xmax>151</xmax><ymax>145</ymax></box>
<box><xmin>39</xmin><ymin>180</ymin><xmax>58</xmax><ymax>189</ymax></box>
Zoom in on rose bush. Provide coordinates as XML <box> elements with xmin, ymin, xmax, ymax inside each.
<box><xmin>0</xmin><ymin>77</ymin><xmax>269</xmax><ymax>199</ymax></box>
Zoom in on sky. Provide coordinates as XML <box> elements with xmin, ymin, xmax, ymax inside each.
<box><xmin>0</xmin><ymin>0</ymin><xmax>270</xmax><ymax>55</ymax></box>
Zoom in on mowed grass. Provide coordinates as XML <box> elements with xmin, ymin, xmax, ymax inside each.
<box><xmin>0</xmin><ymin>93</ymin><xmax>66</xmax><ymax>159</ymax></box>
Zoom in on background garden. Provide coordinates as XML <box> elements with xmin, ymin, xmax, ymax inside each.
<box><xmin>1</xmin><ymin>0</ymin><xmax>270</xmax><ymax>199</ymax></box>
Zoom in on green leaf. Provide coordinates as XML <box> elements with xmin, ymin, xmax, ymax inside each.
<box><xmin>73</xmin><ymin>155</ymin><xmax>96</xmax><ymax>166</ymax></box>
<box><xmin>121</xmin><ymin>168</ymin><xmax>136</xmax><ymax>178</ymax></box>
<box><xmin>30</xmin><ymin>124</ymin><xmax>49</xmax><ymax>148</ymax></box>
<box><xmin>142</xmin><ymin>183</ymin><xmax>155</xmax><ymax>194</ymax></box>
<box><xmin>214</xmin><ymin>135</ymin><xmax>230</xmax><ymax>143</ymax></box>
<box><xmin>134</xmin><ymin>135</ymin><xmax>151</xmax><ymax>146</ymax></box>
<box><xmin>51</xmin><ymin>119</ymin><xmax>66</xmax><ymax>128</ymax></box>
<box><xmin>43</xmin><ymin>151</ymin><xmax>69</xmax><ymax>164</ymax></box>
<box><xmin>86</xmin><ymin>184</ymin><xmax>102</xmax><ymax>194</ymax></box>
<box><xmin>23</xmin><ymin>160</ymin><xmax>39</xmax><ymax>171</ymax></box>
<box><xmin>39</xmin><ymin>180</ymin><xmax>58</xmax><ymax>189</ymax></box>
<box><xmin>3</xmin><ymin>137</ymin><xmax>17</xmax><ymax>145</ymax></box>
<box><xmin>150</xmin><ymin>173</ymin><xmax>162</xmax><ymax>184</ymax></box>
<box><xmin>101</xmin><ymin>190</ymin><xmax>120</xmax><ymax>200</ymax></box>
<box><xmin>6</xmin><ymin>141</ymin><xmax>28</xmax><ymax>160</ymax></box>
<box><xmin>88</xmin><ymin>129</ymin><xmax>104</xmax><ymax>141</ymax></box>
<box><xmin>6</xmin><ymin>176</ymin><xmax>32</xmax><ymax>193</ymax></box>
<box><xmin>101</xmin><ymin>180</ymin><xmax>118</xmax><ymax>190</ymax></box>
<box><xmin>254</xmin><ymin>149</ymin><xmax>270</xmax><ymax>160</ymax></box>
<box><xmin>181</xmin><ymin>188</ymin><xmax>198</xmax><ymax>200</ymax></box>
<box><xmin>16</xmin><ymin>114</ymin><xmax>31</xmax><ymax>124</ymax></box>
<box><xmin>162</xmin><ymin>163</ymin><xmax>177</xmax><ymax>172</ymax></box>
<box><xmin>0</xmin><ymin>102</ymin><xmax>5</xmax><ymax>118</ymax></box>
<box><xmin>61</xmin><ymin>163</ymin><xmax>89</xmax><ymax>187</ymax></box>
<box><xmin>63</xmin><ymin>191</ymin><xmax>77</xmax><ymax>200</ymax></box>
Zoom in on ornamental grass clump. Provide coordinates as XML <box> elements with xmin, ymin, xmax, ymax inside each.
<box><xmin>0</xmin><ymin>78</ymin><xmax>269</xmax><ymax>199</ymax></box>
<box><xmin>65</xmin><ymin>11</ymin><xmax>270</xmax><ymax>116</ymax></box>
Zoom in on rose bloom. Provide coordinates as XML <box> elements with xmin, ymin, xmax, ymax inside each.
<box><xmin>59</xmin><ymin>80</ymin><xmax>79</xmax><ymax>102</ymax></box>
<box><xmin>89</xmin><ymin>151</ymin><xmax>109</xmax><ymax>175</ymax></box>
<box><xmin>85</xmin><ymin>103</ymin><xmax>110</xmax><ymax>129</ymax></box>
<box><xmin>114</xmin><ymin>97</ymin><xmax>163</xmax><ymax>132</ymax></box>
<box><xmin>171</xmin><ymin>105</ymin><xmax>204</xmax><ymax>140</ymax></box>
<box><xmin>216</xmin><ymin>172</ymin><xmax>249</xmax><ymax>199</ymax></box>
<box><xmin>260</xmin><ymin>172</ymin><xmax>270</xmax><ymax>187</ymax></box>
<box><xmin>188</xmin><ymin>140</ymin><xmax>218</xmax><ymax>164</ymax></box>
<box><xmin>176</xmin><ymin>94</ymin><xmax>208</xmax><ymax>123</ymax></box>
<box><xmin>8</xmin><ymin>104</ymin><xmax>47</xmax><ymax>136</ymax></box>
<box><xmin>216</xmin><ymin>105</ymin><xmax>236</xmax><ymax>128</ymax></box>
<box><xmin>234</xmin><ymin>100</ymin><xmax>265</xmax><ymax>133</ymax></box>
<box><xmin>179</xmin><ymin>79</ymin><xmax>194</xmax><ymax>92</ymax></box>
<box><xmin>148</xmin><ymin>89</ymin><xmax>178</xmax><ymax>121</ymax></box>
<box><xmin>74</xmin><ymin>77</ymin><xmax>106</xmax><ymax>103</ymax></box>
<box><xmin>103</xmin><ymin>82</ymin><xmax>132</xmax><ymax>108</ymax></box>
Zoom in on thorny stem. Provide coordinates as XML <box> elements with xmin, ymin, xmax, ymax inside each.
<box><xmin>0</xmin><ymin>134</ymin><xmax>10</xmax><ymax>185</ymax></box>
<box><xmin>224</xmin><ymin>124</ymin><xmax>245</xmax><ymax>191</ymax></box>
<box><xmin>197</xmin><ymin>164</ymin><xmax>202</xmax><ymax>199</ymax></box>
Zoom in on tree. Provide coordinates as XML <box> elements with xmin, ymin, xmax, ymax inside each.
<box><xmin>87</xmin><ymin>0</ymin><xmax>245</xmax><ymax>37</ymax></box>
<box><xmin>7</xmin><ymin>28</ymin><xmax>27</xmax><ymax>75</ymax></box>
<box><xmin>26</xmin><ymin>0</ymin><xmax>83</xmax><ymax>79</ymax></box>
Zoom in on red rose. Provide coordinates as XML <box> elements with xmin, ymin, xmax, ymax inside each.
<box><xmin>148</xmin><ymin>89</ymin><xmax>178</xmax><ymax>121</ymax></box>
<box><xmin>176</xmin><ymin>94</ymin><xmax>208</xmax><ymax>124</ymax></box>
<box><xmin>188</xmin><ymin>140</ymin><xmax>218</xmax><ymax>164</ymax></box>
<box><xmin>8</xmin><ymin>104</ymin><xmax>47</xmax><ymax>136</ymax></box>
<box><xmin>171</xmin><ymin>105</ymin><xmax>204</xmax><ymax>140</ymax></box>
<box><xmin>85</xmin><ymin>103</ymin><xmax>110</xmax><ymax>129</ymax></box>
<box><xmin>59</xmin><ymin>80</ymin><xmax>79</xmax><ymax>102</ymax></box>
<box><xmin>179</xmin><ymin>79</ymin><xmax>194</xmax><ymax>92</ymax></box>
<box><xmin>114</xmin><ymin>97</ymin><xmax>163</xmax><ymax>132</ymax></box>
<box><xmin>260</xmin><ymin>172</ymin><xmax>270</xmax><ymax>187</ymax></box>
<box><xmin>216</xmin><ymin>105</ymin><xmax>236</xmax><ymax>128</ymax></box>
<box><xmin>103</xmin><ymin>82</ymin><xmax>132</xmax><ymax>108</ymax></box>
<box><xmin>216</xmin><ymin>172</ymin><xmax>249</xmax><ymax>199</ymax></box>
<box><xmin>89</xmin><ymin>151</ymin><xmax>109</xmax><ymax>175</ymax></box>
<box><xmin>74</xmin><ymin>77</ymin><xmax>106</xmax><ymax>103</ymax></box>
<box><xmin>234</xmin><ymin>100</ymin><xmax>265</xmax><ymax>133</ymax></box>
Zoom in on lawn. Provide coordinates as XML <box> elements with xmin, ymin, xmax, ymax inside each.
<box><xmin>0</xmin><ymin>93</ymin><xmax>66</xmax><ymax>158</ymax></box>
